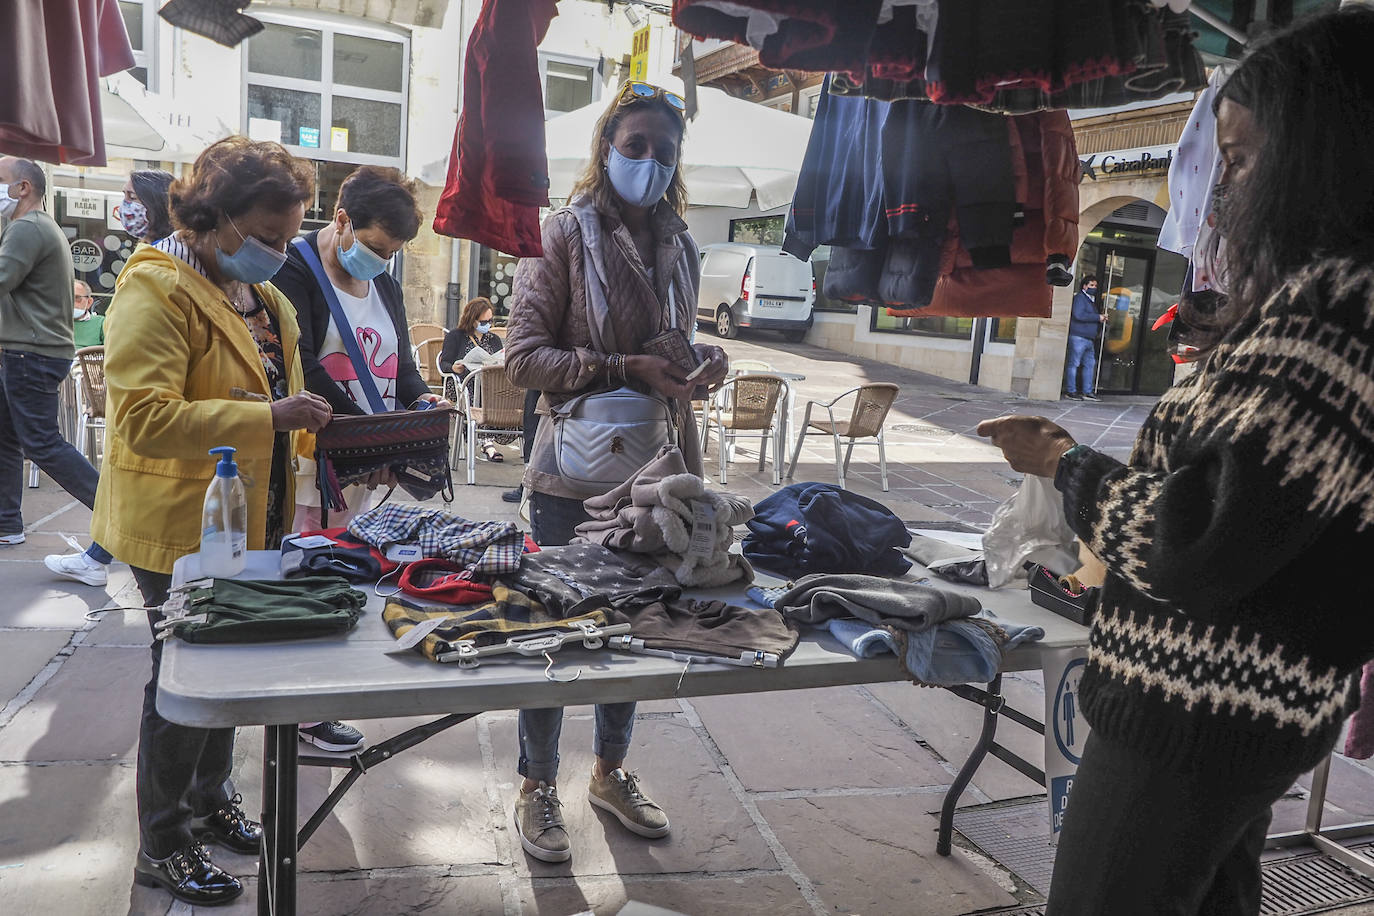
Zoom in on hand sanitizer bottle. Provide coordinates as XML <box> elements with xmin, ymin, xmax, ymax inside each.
<box><xmin>201</xmin><ymin>446</ymin><xmax>247</xmax><ymax>578</ymax></box>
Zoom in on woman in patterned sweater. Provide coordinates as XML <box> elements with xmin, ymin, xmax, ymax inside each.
<box><xmin>980</xmin><ymin>9</ymin><xmax>1374</xmax><ymax>914</ymax></box>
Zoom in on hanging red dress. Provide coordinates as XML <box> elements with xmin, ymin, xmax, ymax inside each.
<box><xmin>433</xmin><ymin>0</ymin><xmax>560</xmax><ymax>258</ymax></box>
<box><xmin>0</xmin><ymin>0</ymin><xmax>135</xmax><ymax>167</ymax></box>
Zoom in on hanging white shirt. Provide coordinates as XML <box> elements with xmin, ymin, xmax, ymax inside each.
<box><xmin>316</xmin><ymin>280</ymin><xmax>399</xmax><ymax>413</ymax></box>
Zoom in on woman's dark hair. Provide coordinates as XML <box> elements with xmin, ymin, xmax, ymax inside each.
<box><xmin>1184</xmin><ymin>6</ymin><xmax>1374</xmax><ymax>349</ymax></box>
<box><xmin>130</xmin><ymin>169</ymin><xmax>174</xmax><ymax>241</ymax></box>
<box><xmin>336</xmin><ymin>166</ymin><xmax>422</xmax><ymax>241</ymax></box>
<box><xmin>170</xmin><ymin>136</ymin><xmax>315</xmax><ymax>234</ymax></box>
<box><xmin>457</xmin><ymin>297</ymin><xmax>495</xmax><ymax>335</ymax></box>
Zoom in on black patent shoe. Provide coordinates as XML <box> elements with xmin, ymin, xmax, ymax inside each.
<box><xmin>134</xmin><ymin>842</ymin><xmax>243</xmax><ymax>906</ymax></box>
<box><xmin>191</xmin><ymin>792</ymin><xmax>263</xmax><ymax>855</ymax></box>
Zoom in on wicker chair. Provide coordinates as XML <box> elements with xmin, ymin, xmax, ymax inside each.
<box><xmin>413</xmin><ymin>337</ymin><xmax>447</xmax><ymax>395</ymax></box>
<box><xmin>408</xmin><ymin>322</ymin><xmax>445</xmax><ymax>347</ymax></box>
<box><xmin>786</xmin><ymin>382</ymin><xmax>899</xmax><ymax>491</ymax></box>
<box><xmin>706</xmin><ymin>373</ymin><xmax>788</xmax><ymax>485</ymax></box>
<box><xmin>456</xmin><ymin>364</ymin><xmax>526</xmax><ymax>484</ymax></box>
<box><xmin>74</xmin><ymin>346</ymin><xmax>107</xmax><ymax>466</ymax></box>
<box><xmin>699</xmin><ymin>360</ymin><xmax>775</xmax><ymax>448</ymax></box>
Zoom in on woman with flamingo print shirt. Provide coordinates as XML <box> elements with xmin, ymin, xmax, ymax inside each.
<box><xmin>273</xmin><ymin>166</ymin><xmax>439</xmax><ymax>531</ymax></box>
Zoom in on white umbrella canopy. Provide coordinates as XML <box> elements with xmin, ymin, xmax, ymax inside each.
<box><xmin>544</xmin><ymin>83</ymin><xmax>814</xmax><ymax>210</ymax></box>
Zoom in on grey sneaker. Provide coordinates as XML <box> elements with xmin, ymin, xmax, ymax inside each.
<box><xmin>514</xmin><ymin>782</ymin><xmax>571</xmax><ymax>862</ymax></box>
<box><xmin>588</xmin><ymin>768</ymin><xmax>669</xmax><ymax>838</ymax></box>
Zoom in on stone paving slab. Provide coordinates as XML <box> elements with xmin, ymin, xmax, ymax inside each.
<box><xmin>516</xmin><ymin>873</ymin><xmax>810</xmax><ymax>915</ymax></box>
<box><xmin>760</xmin><ymin>796</ymin><xmax>1018</xmax><ymax>916</ymax></box>
<box><xmin>0</xmin><ymin>629</ymin><xmax>74</xmax><ymax>710</ymax></box>
<box><xmin>487</xmin><ymin>715</ymin><xmax>779</xmax><ymax>879</ymax></box>
<box><xmin>690</xmin><ymin>687</ymin><xmax>954</xmax><ymax>792</ymax></box>
<box><xmin>0</xmin><ymin>762</ymin><xmax>139</xmax><ymax>916</ymax></box>
<box><xmin>0</xmin><ymin>646</ymin><xmax>144</xmax><ymax>763</ymax></box>
<box><xmin>866</xmin><ymin>672</ymin><xmax>1048</xmax><ymax>805</ymax></box>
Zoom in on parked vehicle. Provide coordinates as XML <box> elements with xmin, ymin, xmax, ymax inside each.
<box><xmin>696</xmin><ymin>243</ymin><xmax>815</xmax><ymax>341</ymax></box>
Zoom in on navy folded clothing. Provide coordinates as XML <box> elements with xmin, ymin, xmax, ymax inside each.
<box><xmin>742</xmin><ymin>482</ymin><xmax>912</xmax><ymax>579</ymax></box>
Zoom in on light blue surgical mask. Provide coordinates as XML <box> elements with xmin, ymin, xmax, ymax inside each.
<box><xmin>475</xmin><ymin>321</ymin><xmax>492</xmax><ymax>335</ymax></box>
<box><xmin>337</xmin><ymin>221</ymin><xmax>390</xmax><ymax>281</ymax></box>
<box><xmin>216</xmin><ymin>214</ymin><xmax>287</xmax><ymax>285</ymax></box>
<box><xmin>606</xmin><ymin>145</ymin><xmax>675</xmax><ymax>209</ymax></box>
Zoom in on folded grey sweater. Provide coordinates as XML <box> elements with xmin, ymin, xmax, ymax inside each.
<box><xmin>777</xmin><ymin>573</ymin><xmax>983</xmax><ymax>632</ymax></box>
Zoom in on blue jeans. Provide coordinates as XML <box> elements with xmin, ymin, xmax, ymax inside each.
<box><xmin>1064</xmin><ymin>335</ymin><xmax>1098</xmax><ymax>395</ymax></box>
<box><xmin>520</xmin><ymin>491</ymin><xmax>635</xmax><ymax>782</ymax></box>
<box><xmin>0</xmin><ymin>350</ymin><xmax>101</xmax><ymax>536</ymax></box>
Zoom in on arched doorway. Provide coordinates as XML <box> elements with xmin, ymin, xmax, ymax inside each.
<box><xmin>1071</xmin><ymin>200</ymin><xmax>1188</xmax><ymax>396</ymax></box>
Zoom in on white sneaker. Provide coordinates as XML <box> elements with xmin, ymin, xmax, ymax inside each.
<box><xmin>44</xmin><ymin>552</ymin><xmax>109</xmax><ymax>587</ymax></box>
<box><xmin>0</xmin><ymin>532</ymin><xmax>25</xmax><ymax>546</ymax></box>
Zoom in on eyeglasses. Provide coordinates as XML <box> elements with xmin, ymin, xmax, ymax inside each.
<box><xmin>616</xmin><ymin>81</ymin><xmax>686</xmax><ymax>115</ymax></box>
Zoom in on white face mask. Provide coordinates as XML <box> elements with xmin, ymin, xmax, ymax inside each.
<box><xmin>74</xmin><ymin>307</ymin><xmax>88</xmax><ymax>319</ymax></box>
<box><xmin>0</xmin><ymin>183</ymin><xmax>17</xmax><ymax>218</ymax></box>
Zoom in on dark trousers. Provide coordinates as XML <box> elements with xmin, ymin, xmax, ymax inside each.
<box><xmin>1047</xmin><ymin>731</ymin><xmax>1303</xmax><ymax>916</ymax></box>
<box><xmin>0</xmin><ymin>349</ymin><xmax>100</xmax><ymax>535</ymax></box>
<box><xmin>132</xmin><ymin>566</ymin><xmax>235</xmax><ymax>858</ymax></box>
<box><xmin>522</xmin><ymin>388</ymin><xmax>540</xmax><ymax>463</ymax></box>
<box><xmin>522</xmin><ymin>490</ymin><xmax>635</xmax><ymax>781</ymax></box>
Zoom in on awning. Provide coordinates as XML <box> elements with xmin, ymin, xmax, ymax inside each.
<box><xmin>544</xmin><ymin>82</ymin><xmax>815</xmax><ymax>210</ymax></box>
<box><xmin>103</xmin><ymin>73</ymin><xmax>236</xmax><ymax>163</ymax></box>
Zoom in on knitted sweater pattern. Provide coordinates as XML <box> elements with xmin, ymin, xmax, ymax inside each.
<box><xmin>1057</xmin><ymin>256</ymin><xmax>1374</xmax><ymax>772</ymax></box>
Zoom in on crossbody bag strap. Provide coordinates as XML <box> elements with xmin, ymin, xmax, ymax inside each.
<box><xmin>292</xmin><ymin>237</ymin><xmax>388</xmax><ymax>414</ymax></box>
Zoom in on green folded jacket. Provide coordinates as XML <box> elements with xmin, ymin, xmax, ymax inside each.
<box><xmin>161</xmin><ymin>576</ymin><xmax>367</xmax><ymax>644</ymax></box>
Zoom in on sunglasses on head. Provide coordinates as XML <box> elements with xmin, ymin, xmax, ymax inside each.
<box><xmin>617</xmin><ymin>81</ymin><xmax>686</xmax><ymax>114</ymax></box>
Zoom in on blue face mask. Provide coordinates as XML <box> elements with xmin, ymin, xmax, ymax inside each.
<box><xmin>216</xmin><ymin>215</ymin><xmax>287</xmax><ymax>285</ymax></box>
<box><xmin>337</xmin><ymin>221</ymin><xmax>390</xmax><ymax>281</ymax></box>
<box><xmin>606</xmin><ymin>145</ymin><xmax>676</xmax><ymax>209</ymax></box>
<box><xmin>476</xmin><ymin>321</ymin><xmax>492</xmax><ymax>335</ymax></box>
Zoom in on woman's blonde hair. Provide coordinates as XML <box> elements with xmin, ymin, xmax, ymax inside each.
<box><xmin>567</xmin><ymin>88</ymin><xmax>688</xmax><ymax>216</ymax></box>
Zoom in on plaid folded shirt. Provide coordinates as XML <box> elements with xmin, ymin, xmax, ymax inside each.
<box><xmin>347</xmin><ymin>504</ymin><xmax>524</xmax><ymax>575</ymax></box>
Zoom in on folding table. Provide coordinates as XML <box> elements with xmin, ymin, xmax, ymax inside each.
<box><xmin>159</xmin><ymin>550</ymin><xmax>1089</xmax><ymax>915</ymax></box>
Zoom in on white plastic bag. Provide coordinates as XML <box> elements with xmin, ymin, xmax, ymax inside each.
<box><xmin>982</xmin><ymin>475</ymin><xmax>1080</xmax><ymax>588</ymax></box>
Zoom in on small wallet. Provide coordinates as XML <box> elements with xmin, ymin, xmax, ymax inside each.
<box><xmin>642</xmin><ymin>328</ymin><xmax>707</xmax><ymax>399</ymax></box>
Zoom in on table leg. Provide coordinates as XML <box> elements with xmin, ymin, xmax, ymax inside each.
<box><xmin>259</xmin><ymin>724</ymin><xmax>298</xmax><ymax>916</ymax></box>
<box><xmin>937</xmin><ymin>674</ymin><xmax>1003</xmax><ymax>856</ymax></box>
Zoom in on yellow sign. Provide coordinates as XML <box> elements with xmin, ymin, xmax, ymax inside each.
<box><xmin>630</xmin><ymin>25</ymin><xmax>650</xmax><ymax>82</ymax></box>
<box><xmin>330</xmin><ymin>127</ymin><xmax>349</xmax><ymax>152</ymax></box>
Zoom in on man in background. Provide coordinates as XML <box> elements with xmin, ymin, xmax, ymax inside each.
<box><xmin>1065</xmin><ymin>274</ymin><xmax>1108</xmax><ymax>401</ymax></box>
<box><xmin>72</xmin><ymin>279</ymin><xmax>104</xmax><ymax>348</ymax></box>
<box><xmin>0</xmin><ymin>156</ymin><xmax>112</xmax><ymax>585</ymax></box>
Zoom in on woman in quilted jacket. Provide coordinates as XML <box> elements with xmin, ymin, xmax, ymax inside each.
<box><xmin>504</xmin><ymin>82</ymin><xmax>729</xmax><ymax>864</ymax></box>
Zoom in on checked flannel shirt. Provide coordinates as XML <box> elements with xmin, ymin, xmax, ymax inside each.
<box><xmin>348</xmin><ymin>504</ymin><xmax>524</xmax><ymax>575</ymax></box>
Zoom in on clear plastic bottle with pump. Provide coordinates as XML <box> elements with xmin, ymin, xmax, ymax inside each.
<box><xmin>201</xmin><ymin>446</ymin><xmax>247</xmax><ymax>577</ymax></box>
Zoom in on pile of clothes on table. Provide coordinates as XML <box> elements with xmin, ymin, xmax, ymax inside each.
<box><xmin>276</xmin><ymin>449</ymin><xmax>1044</xmax><ymax>685</ymax></box>
<box><xmin>741</xmin><ymin>481</ymin><xmax>1042</xmax><ymax>684</ymax></box>
<box><xmin>281</xmin><ymin>447</ymin><xmax>796</xmax><ymax>669</ymax></box>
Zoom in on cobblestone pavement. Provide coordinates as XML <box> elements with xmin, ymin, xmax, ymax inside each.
<box><xmin>2</xmin><ymin>333</ymin><xmax>1370</xmax><ymax>916</ymax></box>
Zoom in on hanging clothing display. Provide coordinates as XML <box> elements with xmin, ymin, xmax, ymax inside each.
<box><xmin>675</xmin><ymin>0</ymin><xmax>1205</xmax><ymax>111</ymax></box>
<box><xmin>801</xmin><ymin>97</ymin><xmax>1078</xmax><ymax>318</ymax></box>
<box><xmin>0</xmin><ymin>0</ymin><xmax>135</xmax><ymax>167</ymax></box>
<box><xmin>1158</xmin><ymin>65</ymin><xmax>1232</xmax><ymax>262</ymax></box>
<box><xmin>432</xmin><ymin>0</ymin><xmax>559</xmax><ymax>258</ymax></box>
<box><xmin>783</xmin><ymin>76</ymin><xmax>891</xmax><ymax>260</ymax></box>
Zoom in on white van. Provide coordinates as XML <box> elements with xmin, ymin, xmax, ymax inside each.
<box><xmin>695</xmin><ymin>243</ymin><xmax>815</xmax><ymax>341</ymax></box>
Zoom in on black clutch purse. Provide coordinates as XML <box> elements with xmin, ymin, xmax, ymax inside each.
<box><xmin>314</xmin><ymin>408</ymin><xmax>456</xmax><ymax>518</ymax></box>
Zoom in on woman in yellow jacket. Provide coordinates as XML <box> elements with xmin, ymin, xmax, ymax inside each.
<box><xmin>90</xmin><ymin>137</ymin><xmax>332</xmax><ymax>907</ymax></box>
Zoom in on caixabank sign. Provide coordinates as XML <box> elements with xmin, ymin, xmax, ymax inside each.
<box><xmin>1079</xmin><ymin>144</ymin><xmax>1174</xmax><ymax>181</ymax></box>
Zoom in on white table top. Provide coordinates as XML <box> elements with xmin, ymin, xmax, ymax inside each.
<box><xmin>158</xmin><ymin>551</ymin><xmax>1088</xmax><ymax>729</ymax></box>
